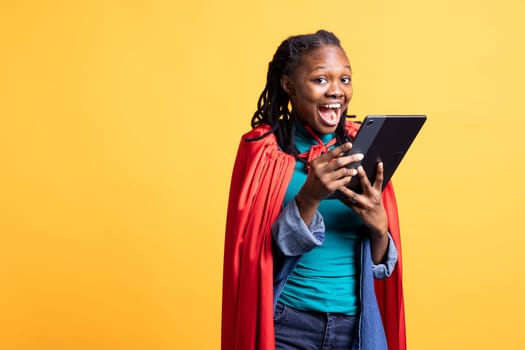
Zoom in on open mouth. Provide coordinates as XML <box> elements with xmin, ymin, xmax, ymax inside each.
<box><xmin>318</xmin><ymin>103</ymin><xmax>342</xmax><ymax>126</ymax></box>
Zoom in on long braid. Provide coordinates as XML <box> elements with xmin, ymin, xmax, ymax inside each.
<box><xmin>247</xmin><ymin>30</ymin><xmax>354</xmax><ymax>158</ymax></box>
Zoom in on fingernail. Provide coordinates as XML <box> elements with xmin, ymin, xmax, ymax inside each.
<box><xmin>356</xmin><ymin>153</ymin><xmax>364</xmax><ymax>160</ymax></box>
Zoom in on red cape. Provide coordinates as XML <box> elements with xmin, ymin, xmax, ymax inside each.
<box><xmin>222</xmin><ymin>122</ymin><xmax>406</xmax><ymax>350</ymax></box>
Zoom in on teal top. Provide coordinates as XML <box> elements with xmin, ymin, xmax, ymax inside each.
<box><xmin>278</xmin><ymin>123</ymin><xmax>363</xmax><ymax>315</ymax></box>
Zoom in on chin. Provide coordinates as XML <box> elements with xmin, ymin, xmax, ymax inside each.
<box><xmin>316</xmin><ymin>124</ymin><xmax>338</xmax><ymax>135</ymax></box>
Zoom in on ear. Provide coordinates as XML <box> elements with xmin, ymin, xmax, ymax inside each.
<box><xmin>280</xmin><ymin>75</ymin><xmax>296</xmax><ymax>97</ymax></box>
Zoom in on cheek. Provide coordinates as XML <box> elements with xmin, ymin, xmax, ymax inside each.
<box><xmin>294</xmin><ymin>89</ymin><xmax>318</xmax><ymax>106</ymax></box>
<box><xmin>345</xmin><ymin>86</ymin><xmax>354</xmax><ymax>99</ymax></box>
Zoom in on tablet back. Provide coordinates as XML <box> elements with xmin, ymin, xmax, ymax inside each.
<box><xmin>331</xmin><ymin>115</ymin><xmax>426</xmax><ymax>198</ymax></box>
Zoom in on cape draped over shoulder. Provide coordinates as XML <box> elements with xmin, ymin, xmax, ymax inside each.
<box><xmin>222</xmin><ymin>122</ymin><xmax>406</xmax><ymax>350</ymax></box>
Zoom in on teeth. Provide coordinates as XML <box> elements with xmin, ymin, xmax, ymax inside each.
<box><xmin>321</xmin><ymin>104</ymin><xmax>341</xmax><ymax>109</ymax></box>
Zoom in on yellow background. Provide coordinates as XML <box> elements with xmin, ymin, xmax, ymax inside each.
<box><xmin>1</xmin><ymin>0</ymin><xmax>524</xmax><ymax>349</ymax></box>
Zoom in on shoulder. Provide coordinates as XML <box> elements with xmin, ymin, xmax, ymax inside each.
<box><xmin>232</xmin><ymin>124</ymin><xmax>294</xmax><ymax>179</ymax></box>
<box><xmin>240</xmin><ymin>124</ymin><xmax>281</xmax><ymax>151</ymax></box>
<box><xmin>234</xmin><ymin>124</ymin><xmax>282</xmax><ymax>158</ymax></box>
<box><xmin>242</xmin><ymin>124</ymin><xmax>275</xmax><ymax>141</ymax></box>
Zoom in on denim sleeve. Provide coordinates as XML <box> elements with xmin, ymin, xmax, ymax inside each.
<box><xmin>372</xmin><ymin>233</ymin><xmax>398</xmax><ymax>279</ymax></box>
<box><xmin>271</xmin><ymin>198</ymin><xmax>325</xmax><ymax>256</ymax></box>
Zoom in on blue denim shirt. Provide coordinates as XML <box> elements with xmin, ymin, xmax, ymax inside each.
<box><xmin>272</xmin><ymin>199</ymin><xmax>398</xmax><ymax>350</ymax></box>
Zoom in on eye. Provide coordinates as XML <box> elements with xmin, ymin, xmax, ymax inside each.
<box><xmin>313</xmin><ymin>77</ymin><xmax>328</xmax><ymax>84</ymax></box>
<box><xmin>341</xmin><ymin>76</ymin><xmax>352</xmax><ymax>84</ymax></box>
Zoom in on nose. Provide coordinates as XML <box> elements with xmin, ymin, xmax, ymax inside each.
<box><xmin>327</xmin><ymin>82</ymin><xmax>343</xmax><ymax>98</ymax></box>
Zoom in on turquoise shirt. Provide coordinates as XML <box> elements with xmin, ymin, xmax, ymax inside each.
<box><xmin>278</xmin><ymin>124</ymin><xmax>364</xmax><ymax>315</ymax></box>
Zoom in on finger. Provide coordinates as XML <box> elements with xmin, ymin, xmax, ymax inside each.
<box><xmin>357</xmin><ymin>166</ymin><xmax>372</xmax><ymax>194</ymax></box>
<box><xmin>338</xmin><ymin>184</ymin><xmax>360</xmax><ymax>206</ymax></box>
<box><xmin>373</xmin><ymin>162</ymin><xmax>384</xmax><ymax>191</ymax></box>
<box><xmin>323</xmin><ymin>166</ymin><xmax>357</xmax><ymax>192</ymax></box>
<box><xmin>327</xmin><ymin>152</ymin><xmax>364</xmax><ymax>172</ymax></box>
<box><xmin>317</xmin><ymin>142</ymin><xmax>352</xmax><ymax>163</ymax></box>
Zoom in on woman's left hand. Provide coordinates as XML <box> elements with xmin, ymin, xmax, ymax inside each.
<box><xmin>339</xmin><ymin>162</ymin><xmax>388</xmax><ymax>237</ymax></box>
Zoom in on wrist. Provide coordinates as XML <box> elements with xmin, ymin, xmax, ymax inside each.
<box><xmin>368</xmin><ymin>222</ymin><xmax>388</xmax><ymax>239</ymax></box>
<box><xmin>295</xmin><ymin>191</ymin><xmax>320</xmax><ymax>211</ymax></box>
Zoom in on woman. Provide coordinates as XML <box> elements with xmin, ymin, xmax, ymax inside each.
<box><xmin>222</xmin><ymin>30</ymin><xmax>405</xmax><ymax>350</ymax></box>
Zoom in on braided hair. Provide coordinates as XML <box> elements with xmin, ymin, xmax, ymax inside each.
<box><xmin>249</xmin><ymin>30</ymin><xmax>354</xmax><ymax>158</ymax></box>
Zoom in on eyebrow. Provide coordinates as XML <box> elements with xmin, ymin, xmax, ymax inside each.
<box><xmin>313</xmin><ymin>65</ymin><xmax>352</xmax><ymax>71</ymax></box>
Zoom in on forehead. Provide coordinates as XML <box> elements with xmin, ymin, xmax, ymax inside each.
<box><xmin>296</xmin><ymin>45</ymin><xmax>351</xmax><ymax>73</ymax></box>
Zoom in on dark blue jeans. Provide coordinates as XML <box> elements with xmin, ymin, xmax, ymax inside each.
<box><xmin>274</xmin><ymin>302</ymin><xmax>357</xmax><ymax>350</ymax></box>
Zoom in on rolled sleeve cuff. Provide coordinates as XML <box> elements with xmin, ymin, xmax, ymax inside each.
<box><xmin>372</xmin><ymin>233</ymin><xmax>398</xmax><ymax>279</ymax></box>
<box><xmin>272</xmin><ymin>198</ymin><xmax>325</xmax><ymax>256</ymax></box>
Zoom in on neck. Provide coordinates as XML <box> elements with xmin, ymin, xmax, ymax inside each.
<box><xmin>296</xmin><ymin>122</ymin><xmax>336</xmax><ymax>145</ymax></box>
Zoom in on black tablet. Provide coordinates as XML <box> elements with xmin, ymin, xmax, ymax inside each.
<box><xmin>329</xmin><ymin>115</ymin><xmax>426</xmax><ymax>199</ymax></box>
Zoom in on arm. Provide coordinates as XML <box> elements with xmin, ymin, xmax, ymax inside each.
<box><xmin>372</xmin><ymin>233</ymin><xmax>398</xmax><ymax>279</ymax></box>
<box><xmin>338</xmin><ymin>163</ymin><xmax>390</xmax><ymax>264</ymax></box>
<box><xmin>295</xmin><ymin>142</ymin><xmax>361</xmax><ymax>225</ymax></box>
<box><xmin>272</xmin><ymin>198</ymin><xmax>325</xmax><ymax>257</ymax></box>
<box><xmin>369</xmin><ymin>226</ymin><xmax>389</xmax><ymax>265</ymax></box>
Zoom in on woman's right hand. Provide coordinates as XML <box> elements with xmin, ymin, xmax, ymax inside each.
<box><xmin>294</xmin><ymin>142</ymin><xmax>363</xmax><ymax>225</ymax></box>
